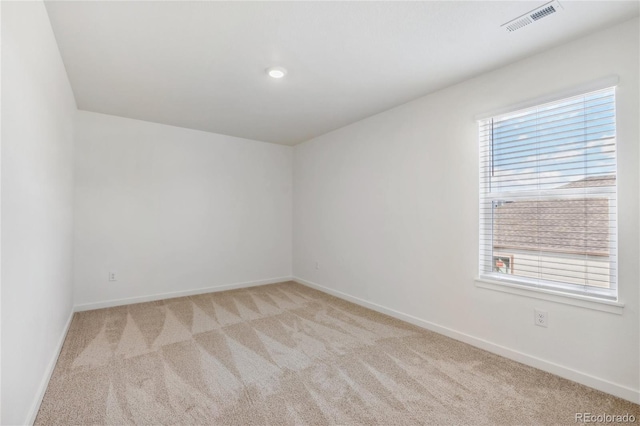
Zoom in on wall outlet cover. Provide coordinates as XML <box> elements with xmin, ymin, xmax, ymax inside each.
<box><xmin>534</xmin><ymin>309</ymin><xmax>548</xmax><ymax>327</ymax></box>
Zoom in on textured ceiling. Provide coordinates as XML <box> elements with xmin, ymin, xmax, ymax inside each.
<box><xmin>45</xmin><ymin>1</ymin><xmax>639</xmax><ymax>145</ymax></box>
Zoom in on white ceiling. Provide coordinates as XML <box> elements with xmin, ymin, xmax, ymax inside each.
<box><xmin>45</xmin><ymin>1</ymin><xmax>639</xmax><ymax>145</ymax></box>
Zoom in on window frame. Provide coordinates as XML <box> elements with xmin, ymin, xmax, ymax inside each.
<box><xmin>478</xmin><ymin>87</ymin><xmax>618</xmax><ymax>301</ymax></box>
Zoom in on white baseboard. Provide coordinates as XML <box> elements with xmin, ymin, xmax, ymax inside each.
<box><xmin>293</xmin><ymin>276</ymin><xmax>640</xmax><ymax>405</ymax></box>
<box><xmin>25</xmin><ymin>309</ymin><xmax>75</xmax><ymax>426</ymax></box>
<box><xmin>74</xmin><ymin>276</ymin><xmax>293</xmax><ymax>312</ymax></box>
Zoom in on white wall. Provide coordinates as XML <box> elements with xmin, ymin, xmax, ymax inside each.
<box><xmin>293</xmin><ymin>18</ymin><xmax>640</xmax><ymax>402</ymax></box>
<box><xmin>1</xmin><ymin>2</ymin><xmax>77</xmax><ymax>424</ymax></box>
<box><xmin>73</xmin><ymin>111</ymin><xmax>292</xmax><ymax>308</ymax></box>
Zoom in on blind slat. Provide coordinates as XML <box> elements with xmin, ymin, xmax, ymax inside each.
<box><xmin>481</xmin><ymin>105</ymin><xmax>615</xmax><ymax>139</ymax></box>
<box><xmin>481</xmin><ymin>129</ymin><xmax>615</xmax><ymax>159</ymax></box>
<box><xmin>482</xmin><ymin>112</ymin><xmax>615</xmax><ymax>142</ymax></box>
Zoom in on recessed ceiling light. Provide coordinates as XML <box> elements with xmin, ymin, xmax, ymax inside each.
<box><xmin>267</xmin><ymin>67</ymin><xmax>287</xmax><ymax>79</ymax></box>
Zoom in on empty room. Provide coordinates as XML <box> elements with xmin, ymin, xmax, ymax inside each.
<box><xmin>2</xmin><ymin>0</ymin><xmax>640</xmax><ymax>424</ymax></box>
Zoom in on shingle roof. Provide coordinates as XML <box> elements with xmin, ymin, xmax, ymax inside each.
<box><xmin>493</xmin><ymin>176</ymin><xmax>614</xmax><ymax>257</ymax></box>
<box><xmin>559</xmin><ymin>175</ymin><xmax>616</xmax><ymax>189</ymax></box>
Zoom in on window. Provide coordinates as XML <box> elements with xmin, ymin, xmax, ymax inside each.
<box><xmin>479</xmin><ymin>87</ymin><xmax>617</xmax><ymax>300</ymax></box>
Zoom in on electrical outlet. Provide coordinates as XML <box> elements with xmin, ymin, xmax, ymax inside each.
<box><xmin>534</xmin><ymin>309</ymin><xmax>548</xmax><ymax>327</ymax></box>
<box><xmin>109</xmin><ymin>271</ymin><xmax>117</xmax><ymax>282</ymax></box>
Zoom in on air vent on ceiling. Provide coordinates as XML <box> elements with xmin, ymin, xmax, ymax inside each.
<box><xmin>502</xmin><ymin>1</ymin><xmax>563</xmax><ymax>33</ymax></box>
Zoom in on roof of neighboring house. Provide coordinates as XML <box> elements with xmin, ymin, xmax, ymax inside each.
<box><xmin>559</xmin><ymin>175</ymin><xmax>616</xmax><ymax>189</ymax></box>
<box><xmin>493</xmin><ymin>176</ymin><xmax>614</xmax><ymax>257</ymax></box>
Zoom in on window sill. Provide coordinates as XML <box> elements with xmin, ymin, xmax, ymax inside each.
<box><xmin>474</xmin><ymin>277</ymin><xmax>624</xmax><ymax>315</ymax></box>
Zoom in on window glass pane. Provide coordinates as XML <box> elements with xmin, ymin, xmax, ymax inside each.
<box><xmin>479</xmin><ymin>87</ymin><xmax>617</xmax><ymax>298</ymax></box>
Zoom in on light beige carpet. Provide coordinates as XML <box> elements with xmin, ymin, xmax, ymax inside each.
<box><xmin>36</xmin><ymin>281</ymin><xmax>639</xmax><ymax>425</ymax></box>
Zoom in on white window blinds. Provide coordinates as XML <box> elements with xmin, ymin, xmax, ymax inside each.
<box><xmin>479</xmin><ymin>87</ymin><xmax>617</xmax><ymax>299</ymax></box>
